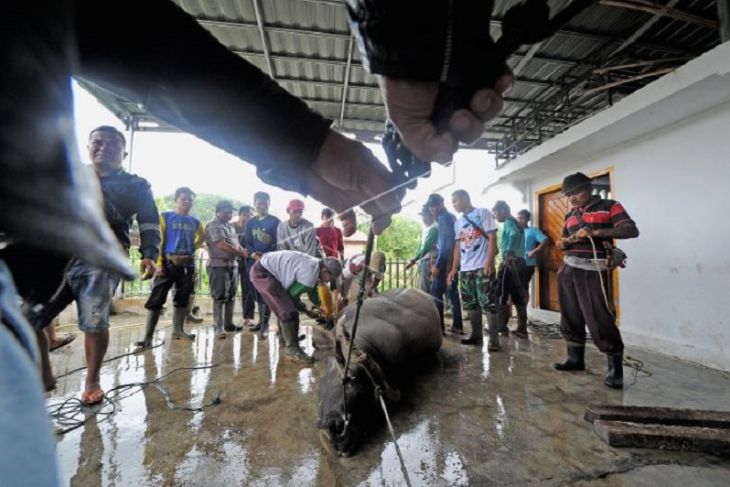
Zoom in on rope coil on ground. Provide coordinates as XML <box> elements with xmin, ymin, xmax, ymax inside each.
<box><xmin>47</xmin><ymin>331</ymin><xmax>229</xmax><ymax>435</ymax></box>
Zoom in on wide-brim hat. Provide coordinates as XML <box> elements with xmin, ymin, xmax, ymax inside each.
<box><xmin>562</xmin><ymin>172</ymin><xmax>592</xmax><ymax>194</ymax></box>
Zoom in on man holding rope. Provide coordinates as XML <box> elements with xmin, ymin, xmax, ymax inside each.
<box><xmin>553</xmin><ymin>172</ymin><xmax>639</xmax><ymax>389</ymax></box>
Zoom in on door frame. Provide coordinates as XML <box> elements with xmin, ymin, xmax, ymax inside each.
<box><xmin>533</xmin><ymin>167</ymin><xmax>621</xmax><ymax>324</ymax></box>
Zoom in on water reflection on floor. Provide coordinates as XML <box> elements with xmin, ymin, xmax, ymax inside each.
<box><xmin>48</xmin><ymin>316</ymin><xmax>730</xmax><ymax>486</ymax></box>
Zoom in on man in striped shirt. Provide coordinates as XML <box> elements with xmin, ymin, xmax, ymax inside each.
<box><xmin>553</xmin><ymin>172</ymin><xmax>639</xmax><ymax>389</ymax></box>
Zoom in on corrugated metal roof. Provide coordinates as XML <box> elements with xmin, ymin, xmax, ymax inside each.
<box><xmin>84</xmin><ymin>0</ymin><xmax>722</xmax><ymax>163</ymax></box>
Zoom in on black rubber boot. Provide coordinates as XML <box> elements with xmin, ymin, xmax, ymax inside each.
<box><xmin>513</xmin><ymin>305</ymin><xmax>529</xmax><ymax>339</ymax></box>
<box><xmin>487</xmin><ymin>311</ymin><xmax>501</xmax><ymax>351</ymax></box>
<box><xmin>461</xmin><ymin>309</ymin><xmax>483</xmax><ymax>346</ymax></box>
<box><xmin>498</xmin><ymin>305</ymin><xmax>510</xmax><ymax>336</ymax></box>
<box><xmin>604</xmin><ymin>352</ymin><xmax>624</xmax><ymax>389</ymax></box>
<box><xmin>282</xmin><ymin>320</ymin><xmax>313</xmax><ymax>364</ymax></box>
<box><xmin>136</xmin><ymin>309</ymin><xmax>161</xmax><ymax>349</ymax></box>
<box><xmin>553</xmin><ymin>345</ymin><xmax>586</xmax><ymax>371</ymax></box>
<box><xmin>224</xmin><ymin>301</ymin><xmax>242</xmax><ymax>332</ymax></box>
<box><xmin>171</xmin><ymin>306</ymin><xmax>195</xmax><ymax>340</ymax></box>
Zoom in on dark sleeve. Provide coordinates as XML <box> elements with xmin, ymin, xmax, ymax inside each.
<box><xmin>436</xmin><ymin>213</ymin><xmax>455</xmax><ymax>269</ymax></box>
<box><xmin>346</xmin><ymin>2</ymin><xmax>449</xmax><ymax>80</ymax></box>
<box><xmin>74</xmin><ymin>0</ymin><xmax>331</xmax><ymax>195</ymax></box>
<box><xmin>245</xmin><ymin>221</ymin><xmax>254</xmax><ymax>250</ymax></box>
<box><xmin>346</xmin><ymin>2</ymin><xmax>493</xmax><ymax>82</ymax></box>
<box><xmin>135</xmin><ymin>180</ymin><xmax>161</xmax><ymax>261</ymax></box>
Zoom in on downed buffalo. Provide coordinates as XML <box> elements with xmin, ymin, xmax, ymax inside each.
<box><xmin>316</xmin><ymin>288</ymin><xmax>442</xmax><ymax>456</ymax></box>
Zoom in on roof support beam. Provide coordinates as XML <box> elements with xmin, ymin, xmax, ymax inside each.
<box><xmin>338</xmin><ymin>35</ymin><xmax>355</xmax><ymax>127</ymax></box>
<box><xmin>250</xmin><ymin>0</ymin><xmax>274</xmax><ymax>78</ymax></box>
<box><xmin>599</xmin><ymin>0</ymin><xmax>718</xmax><ymax>29</ymax></box>
<box><xmin>609</xmin><ymin>0</ymin><xmax>681</xmax><ymax>58</ymax></box>
<box><xmin>720</xmin><ymin>0</ymin><xmax>730</xmax><ymax>42</ymax></box>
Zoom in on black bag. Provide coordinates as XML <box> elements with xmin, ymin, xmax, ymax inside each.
<box><xmin>574</xmin><ymin>211</ymin><xmax>627</xmax><ymax>269</ymax></box>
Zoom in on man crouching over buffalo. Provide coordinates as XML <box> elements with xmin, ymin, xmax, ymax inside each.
<box><xmin>250</xmin><ymin>250</ymin><xmax>342</xmax><ymax>363</ymax></box>
<box><xmin>317</xmin><ymin>288</ymin><xmax>442</xmax><ymax>456</ymax></box>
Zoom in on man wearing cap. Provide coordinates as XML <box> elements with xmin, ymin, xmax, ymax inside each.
<box><xmin>554</xmin><ymin>172</ymin><xmax>639</xmax><ymax>389</ymax></box>
<box><xmin>250</xmin><ymin>250</ymin><xmax>342</xmax><ymax>363</ymax></box>
<box><xmin>277</xmin><ymin>199</ymin><xmax>318</xmax><ymax>257</ymax></box>
<box><xmin>426</xmin><ymin>194</ymin><xmax>463</xmax><ymax>335</ymax></box>
<box><xmin>448</xmin><ymin>190</ymin><xmax>500</xmax><ymax>348</ymax></box>
<box><xmin>136</xmin><ymin>186</ymin><xmax>204</xmax><ymax>349</ymax></box>
<box><xmin>492</xmin><ymin>200</ymin><xmax>529</xmax><ymax>339</ymax></box>
<box><xmin>245</xmin><ymin>191</ymin><xmax>281</xmax><ymax>333</ymax></box>
<box><xmin>406</xmin><ymin>206</ymin><xmax>438</xmax><ymax>293</ymax></box>
<box><xmin>205</xmin><ymin>200</ymin><xmax>248</xmax><ymax>339</ymax></box>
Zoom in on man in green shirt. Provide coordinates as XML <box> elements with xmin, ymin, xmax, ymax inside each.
<box><xmin>492</xmin><ymin>201</ymin><xmax>529</xmax><ymax>339</ymax></box>
<box><xmin>406</xmin><ymin>205</ymin><xmax>438</xmax><ymax>292</ymax></box>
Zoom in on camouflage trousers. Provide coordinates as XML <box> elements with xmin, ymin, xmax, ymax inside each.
<box><xmin>459</xmin><ymin>268</ymin><xmax>498</xmax><ymax>313</ymax></box>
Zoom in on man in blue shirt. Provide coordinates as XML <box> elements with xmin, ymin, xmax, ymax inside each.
<box><xmin>517</xmin><ymin>209</ymin><xmax>550</xmax><ymax>298</ymax></box>
<box><xmin>425</xmin><ymin>194</ymin><xmax>462</xmax><ymax>335</ymax></box>
<box><xmin>245</xmin><ymin>191</ymin><xmax>281</xmax><ymax>334</ymax></box>
<box><xmin>137</xmin><ymin>187</ymin><xmax>204</xmax><ymax>349</ymax></box>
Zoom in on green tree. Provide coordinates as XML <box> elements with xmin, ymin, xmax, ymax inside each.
<box><xmin>156</xmin><ymin>193</ymin><xmax>245</xmax><ymax>223</ymax></box>
<box><xmin>375</xmin><ymin>215</ymin><xmax>421</xmax><ymax>261</ymax></box>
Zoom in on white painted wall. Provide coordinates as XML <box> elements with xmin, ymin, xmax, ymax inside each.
<box><xmin>518</xmin><ymin>101</ymin><xmax>730</xmax><ymax>371</ymax></box>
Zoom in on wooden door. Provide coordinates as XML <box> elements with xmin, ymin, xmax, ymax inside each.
<box><xmin>538</xmin><ymin>190</ymin><xmax>569</xmax><ymax>311</ymax></box>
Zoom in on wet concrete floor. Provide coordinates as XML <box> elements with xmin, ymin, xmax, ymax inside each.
<box><xmin>47</xmin><ymin>314</ymin><xmax>730</xmax><ymax>486</ymax></box>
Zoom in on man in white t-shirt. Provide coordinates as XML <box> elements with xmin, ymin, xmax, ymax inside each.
<box><xmin>250</xmin><ymin>250</ymin><xmax>342</xmax><ymax>364</ymax></box>
<box><xmin>447</xmin><ymin>190</ymin><xmax>501</xmax><ymax>351</ymax></box>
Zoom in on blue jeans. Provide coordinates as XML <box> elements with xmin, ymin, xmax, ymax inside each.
<box><xmin>0</xmin><ymin>260</ymin><xmax>60</xmax><ymax>486</ymax></box>
<box><xmin>67</xmin><ymin>260</ymin><xmax>121</xmax><ymax>333</ymax></box>
<box><xmin>429</xmin><ymin>264</ymin><xmax>463</xmax><ymax>331</ymax></box>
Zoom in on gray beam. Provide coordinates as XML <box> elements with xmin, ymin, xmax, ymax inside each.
<box><xmin>720</xmin><ymin>0</ymin><xmax>730</xmax><ymax>42</ymax></box>
<box><xmin>339</xmin><ymin>35</ymin><xmax>355</xmax><ymax>127</ymax></box>
<box><xmin>609</xmin><ymin>0</ymin><xmax>681</xmax><ymax>58</ymax></box>
<box><xmin>250</xmin><ymin>0</ymin><xmax>274</xmax><ymax>77</ymax></box>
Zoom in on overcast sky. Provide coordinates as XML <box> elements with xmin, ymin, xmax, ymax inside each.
<box><xmin>72</xmin><ymin>81</ymin><xmax>523</xmax><ymax>222</ymax></box>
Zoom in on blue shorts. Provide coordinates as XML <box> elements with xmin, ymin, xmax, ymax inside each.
<box><xmin>67</xmin><ymin>260</ymin><xmax>121</xmax><ymax>333</ymax></box>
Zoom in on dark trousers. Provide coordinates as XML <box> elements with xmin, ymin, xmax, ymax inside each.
<box><xmin>238</xmin><ymin>259</ymin><xmax>255</xmax><ymax>319</ymax></box>
<box><xmin>558</xmin><ymin>263</ymin><xmax>623</xmax><ymax>354</ymax></box>
<box><xmin>145</xmin><ymin>262</ymin><xmax>196</xmax><ymax>310</ymax></box>
<box><xmin>249</xmin><ymin>260</ymin><xmax>298</xmax><ymax>323</ymax></box>
<box><xmin>521</xmin><ymin>266</ymin><xmax>536</xmax><ymax>292</ymax></box>
<box><xmin>207</xmin><ymin>265</ymin><xmax>239</xmax><ymax>303</ymax></box>
<box><xmin>430</xmin><ymin>265</ymin><xmax>463</xmax><ymax>330</ymax></box>
<box><xmin>497</xmin><ymin>258</ymin><xmax>529</xmax><ymax>306</ymax></box>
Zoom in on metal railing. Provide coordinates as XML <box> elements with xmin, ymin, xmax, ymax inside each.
<box><xmin>122</xmin><ymin>255</ymin><xmax>421</xmax><ymax>297</ymax></box>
